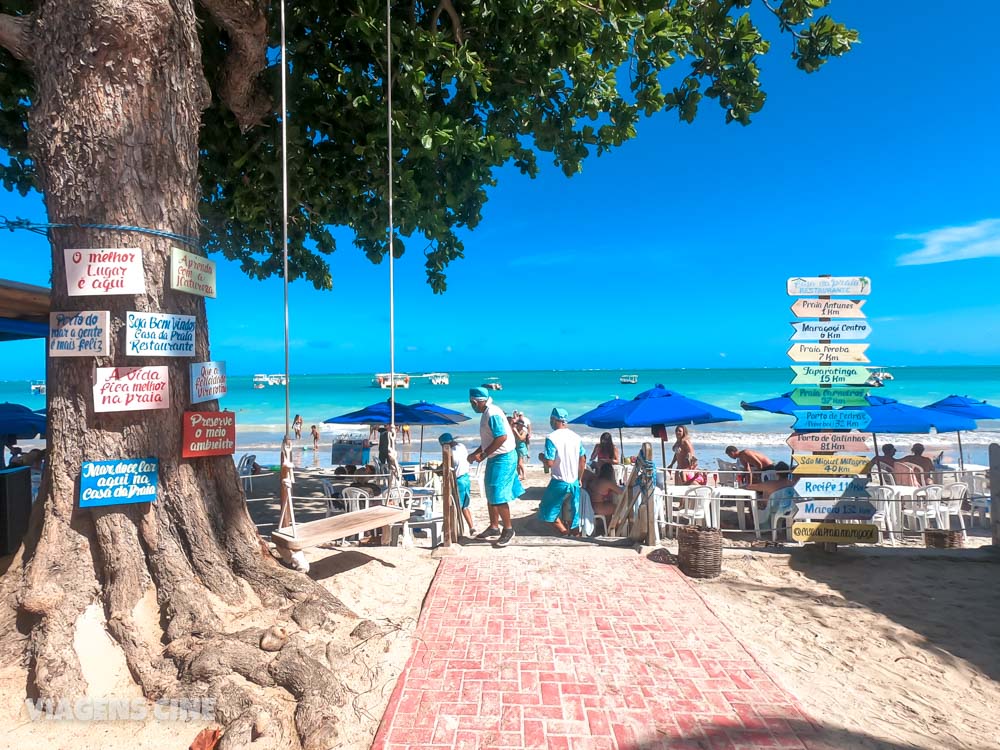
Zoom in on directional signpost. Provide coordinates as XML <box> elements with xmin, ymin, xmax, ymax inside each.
<box><xmin>794</xmin><ymin>499</ymin><xmax>877</xmax><ymax>522</ymax></box>
<box><xmin>793</xmin><ymin>476</ymin><xmax>869</xmax><ymax>498</ymax></box>
<box><xmin>790</xmin><ymin>365</ymin><xmax>871</xmax><ymax>386</ymax></box>
<box><xmin>787</xmin><ymin>343</ymin><xmax>870</xmax><ymax>363</ymax></box>
<box><xmin>786</xmin><ymin>276</ymin><xmax>871</xmax><ymax>297</ymax></box>
<box><xmin>790</xmin><ymin>387</ymin><xmax>869</xmax><ymax>408</ymax></box>
<box><xmin>791</xmin><ymin>454</ymin><xmax>871</xmax><ymax>475</ymax></box>
<box><xmin>790</xmin><ymin>321</ymin><xmax>871</xmax><ymax>341</ymax></box>
<box><xmin>787</xmin><ymin>432</ymin><xmax>870</xmax><ymax>454</ymax></box>
<box><xmin>793</xmin><ymin>410</ymin><xmax>872</xmax><ymax>431</ymax></box>
<box><xmin>790</xmin><ymin>298</ymin><xmax>866</xmax><ymax>319</ymax></box>
<box><xmin>791</xmin><ymin>522</ymin><xmax>878</xmax><ymax>545</ymax></box>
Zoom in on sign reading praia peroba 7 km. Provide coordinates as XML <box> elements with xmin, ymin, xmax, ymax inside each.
<box><xmin>790</xmin><ymin>298</ymin><xmax>867</xmax><ymax>319</ymax></box>
<box><xmin>790</xmin><ymin>365</ymin><xmax>871</xmax><ymax>386</ymax></box>
<box><xmin>787</xmin><ymin>343</ymin><xmax>870</xmax><ymax>363</ymax></box>
<box><xmin>790</xmin><ymin>321</ymin><xmax>871</xmax><ymax>341</ymax></box>
<box><xmin>786</xmin><ymin>276</ymin><xmax>871</xmax><ymax>297</ymax></box>
<box><xmin>787</xmin><ymin>432</ymin><xmax>870</xmax><ymax>453</ymax></box>
<box><xmin>790</xmin><ymin>387</ymin><xmax>869</xmax><ymax>408</ymax></box>
<box><xmin>793</xmin><ymin>409</ymin><xmax>872</xmax><ymax>431</ymax></box>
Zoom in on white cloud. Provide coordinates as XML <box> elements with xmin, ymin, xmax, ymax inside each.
<box><xmin>896</xmin><ymin>218</ymin><xmax>1000</xmax><ymax>266</ymax></box>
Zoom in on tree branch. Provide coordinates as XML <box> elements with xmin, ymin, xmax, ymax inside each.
<box><xmin>196</xmin><ymin>0</ymin><xmax>271</xmax><ymax>131</ymax></box>
<box><xmin>430</xmin><ymin>0</ymin><xmax>464</xmax><ymax>45</ymax></box>
<box><xmin>0</xmin><ymin>12</ymin><xmax>33</xmax><ymax>63</ymax></box>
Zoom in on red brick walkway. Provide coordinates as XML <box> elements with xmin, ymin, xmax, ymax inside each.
<box><xmin>373</xmin><ymin>553</ymin><xmax>817</xmax><ymax>749</ymax></box>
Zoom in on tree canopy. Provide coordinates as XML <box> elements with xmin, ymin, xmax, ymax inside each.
<box><xmin>1</xmin><ymin>0</ymin><xmax>857</xmax><ymax>292</ymax></box>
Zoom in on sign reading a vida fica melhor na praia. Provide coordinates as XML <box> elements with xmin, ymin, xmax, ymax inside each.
<box><xmin>787</xmin><ymin>342</ymin><xmax>870</xmax><ymax>363</ymax></box>
<box><xmin>170</xmin><ymin>246</ymin><xmax>217</xmax><ymax>298</ymax></box>
<box><xmin>48</xmin><ymin>311</ymin><xmax>110</xmax><ymax>357</ymax></box>
<box><xmin>126</xmin><ymin>311</ymin><xmax>196</xmax><ymax>357</ymax></box>
<box><xmin>789</xmin><ymin>320</ymin><xmax>871</xmax><ymax>341</ymax></box>
<box><xmin>786</xmin><ymin>276</ymin><xmax>871</xmax><ymax>297</ymax></box>
<box><xmin>189</xmin><ymin>361</ymin><xmax>227</xmax><ymax>404</ymax></box>
<box><xmin>790</xmin><ymin>365</ymin><xmax>872</xmax><ymax>385</ymax></box>
<box><xmin>93</xmin><ymin>366</ymin><xmax>169</xmax><ymax>413</ymax></box>
<box><xmin>790</xmin><ymin>298</ymin><xmax>867</xmax><ymax>319</ymax></box>
<box><xmin>79</xmin><ymin>458</ymin><xmax>158</xmax><ymax>508</ymax></box>
<box><xmin>64</xmin><ymin>248</ymin><xmax>145</xmax><ymax>296</ymax></box>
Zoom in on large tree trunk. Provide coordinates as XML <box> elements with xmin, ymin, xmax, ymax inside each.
<box><xmin>0</xmin><ymin>3</ymin><xmax>353</xmax><ymax>747</ymax></box>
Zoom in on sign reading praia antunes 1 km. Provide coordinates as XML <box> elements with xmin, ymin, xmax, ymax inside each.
<box><xmin>790</xmin><ymin>298</ymin><xmax>866</xmax><ymax>319</ymax></box>
<box><xmin>790</xmin><ymin>321</ymin><xmax>871</xmax><ymax>341</ymax></box>
<box><xmin>79</xmin><ymin>458</ymin><xmax>158</xmax><ymax>508</ymax></box>
<box><xmin>48</xmin><ymin>311</ymin><xmax>110</xmax><ymax>357</ymax></box>
<box><xmin>790</xmin><ymin>365</ymin><xmax>871</xmax><ymax>386</ymax></box>
<box><xmin>786</xmin><ymin>276</ymin><xmax>871</xmax><ymax>297</ymax></box>
<box><xmin>793</xmin><ymin>409</ymin><xmax>872</xmax><ymax>431</ymax></box>
<box><xmin>790</xmin><ymin>387</ymin><xmax>869</xmax><ymax>408</ymax></box>
<box><xmin>126</xmin><ymin>311</ymin><xmax>196</xmax><ymax>357</ymax></box>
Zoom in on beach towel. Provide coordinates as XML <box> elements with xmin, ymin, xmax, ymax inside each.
<box><xmin>578</xmin><ymin>488</ymin><xmax>596</xmax><ymax>537</ymax></box>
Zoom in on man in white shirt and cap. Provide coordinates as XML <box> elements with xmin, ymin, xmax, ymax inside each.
<box><xmin>468</xmin><ymin>386</ymin><xmax>523</xmax><ymax>547</ymax></box>
<box><xmin>439</xmin><ymin>432</ymin><xmax>476</xmax><ymax>537</ymax></box>
<box><xmin>538</xmin><ymin>407</ymin><xmax>587</xmax><ymax>536</ymax></box>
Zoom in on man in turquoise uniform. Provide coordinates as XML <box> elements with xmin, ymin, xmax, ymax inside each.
<box><xmin>468</xmin><ymin>387</ymin><xmax>523</xmax><ymax>547</ymax></box>
<box><xmin>537</xmin><ymin>408</ymin><xmax>587</xmax><ymax>535</ymax></box>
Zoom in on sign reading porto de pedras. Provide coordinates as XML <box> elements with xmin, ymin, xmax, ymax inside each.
<box><xmin>126</xmin><ymin>311</ymin><xmax>196</xmax><ymax>357</ymax></box>
<box><xmin>93</xmin><ymin>366</ymin><xmax>170</xmax><ymax>413</ymax></box>
<box><xmin>65</xmin><ymin>248</ymin><xmax>145</xmax><ymax>296</ymax></box>
<box><xmin>79</xmin><ymin>458</ymin><xmax>159</xmax><ymax>508</ymax></box>
<box><xmin>189</xmin><ymin>361</ymin><xmax>227</xmax><ymax>404</ymax></box>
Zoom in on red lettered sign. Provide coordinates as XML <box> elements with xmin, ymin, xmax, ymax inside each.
<box><xmin>182</xmin><ymin>411</ymin><xmax>236</xmax><ymax>458</ymax></box>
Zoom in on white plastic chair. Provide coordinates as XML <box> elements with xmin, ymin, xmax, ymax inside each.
<box><xmin>902</xmin><ymin>485</ymin><xmax>943</xmax><ymax>532</ymax></box>
<box><xmin>767</xmin><ymin>487</ymin><xmax>799</xmax><ymax>542</ymax></box>
<box><xmin>969</xmin><ymin>474</ymin><xmax>991</xmax><ymax>527</ymax></box>
<box><xmin>236</xmin><ymin>453</ymin><xmax>256</xmax><ymax>493</ymax></box>
<box><xmin>387</xmin><ymin>487</ymin><xmax>443</xmax><ymax>548</ymax></box>
<box><xmin>866</xmin><ymin>485</ymin><xmax>897</xmax><ymax>545</ymax></box>
<box><xmin>341</xmin><ymin>486</ymin><xmax>372</xmax><ymax>513</ymax></box>
<box><xmin>675</xmin><ymin>486</ymin><xmax>714</xmax><ymax>528</ymax></box>
<box><xmin>716</xmin><ymin>459</ymin><xmax>740</xmax><ymax>487</ymax></box>
<box><xmin>939</xmin><ymin>482</ymin><xmax>968</xmax><ymax>540</ymax></box>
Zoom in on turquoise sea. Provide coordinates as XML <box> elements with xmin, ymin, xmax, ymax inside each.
<box><xmin>5</xmin><ymin>366</ymin><xmax>1000</xmax><ymax>468</ymax></box>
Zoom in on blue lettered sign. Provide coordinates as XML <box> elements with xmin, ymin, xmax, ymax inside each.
<box><xmin>80</xmin><ymin>458</ymin><xmax>159</xmax><ymax>508</ymax></box>
<box><xmin>793</xmin><ymin>409</ymin><xmax>872</xmax><ymax>431</ymax></box>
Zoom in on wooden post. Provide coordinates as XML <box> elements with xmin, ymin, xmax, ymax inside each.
<box><xmin>442</xmin><ymin>444</ymin><xmax>453</xmax><ymax>547</ymax></box>
<box><xmin>990</xmin><ymin>443</ymin><xmax>999</xmax><ymax>547</ymax></box>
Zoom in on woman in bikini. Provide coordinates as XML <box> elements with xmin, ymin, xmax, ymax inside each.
<box><xmin>586</xmin><ymin>462</ymin><xmax>625</xmax><ymax>520</ymax></box>
<box><xmin>667</xmin><ymin>425</ymin><xmax>696</xmax><ymax>484</ymax></box>
<box><xmin>590</xmin><ymin>432</ymin><xmax>619</xmax><ymax>469</ymax></box>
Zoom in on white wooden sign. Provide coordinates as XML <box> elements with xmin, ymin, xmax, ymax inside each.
<box><xmin>190</xmin><ymin>361</ymin><xmax>227</xmax><ymax>404</ymax></box>
<box><xmin>48</xmin><ymin>311</ymin><xmax>110</xmax><ymax>357</ymax></box>
<box><xmin>65</xmin><ymin>248</ymin><xmax>145</xmax><ymax>296</ymax></box>
<box><xmin>786</xmin><ymin>276</ymin><xmax>871</xmax><ymax>297</ymax></box>
<box><xmin>792</xmin><ymin>454</ymin><xmax>871</xmax><ymax>475</ymax></box>
<box><xmin>790</xmin><ymin>321</ymin><xmax>871</xmax><ymax>341</ymax></box>
<box><xmin>793</xmin><ymin>477</ymin><xmax>869</xmax><ymax>498</ymax></box>
<box><xmin>790</xmin><ymin>298</ymin><xmax>866</xmax><ymax>319</ymax></box>
<box><xmin>790</xmin><ymin>365</ymin><xmax>872</xmax><ymax>386</ymax></box>
<box><xmin>126</xmin><ymin>312</ymin><xmax>196</xmax><ymax>357</ymax></box>
<box><xmin>787</xmin><ymin>343</ymin><xmax>870</xmax><ymax>363</ymax></box>
<box><xmin>170</xmin><ymin>247</ymin><xmax>217</xmax><ymax>298</ymax></box>
<box><xmin>787</xmin><ymin>432</ymin><xmax>870</xmax><ymax>453</ymax></box>
<box><xmin>94</xmin><ymin>366</ymin><xmax>170</xmax><ymax>412</ymax></box>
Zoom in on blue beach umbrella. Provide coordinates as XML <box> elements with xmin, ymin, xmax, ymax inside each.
<box><xmin>570</xmin><ymin>398</ymin><xmax>632</xmax><ymax>456</ymax></box>
<box><xmin>408</xmin><ymin>401</ymin><xmax>471</xmax><ymax>464</ymax></box>
<box><xmin>0</xmin><ymin>402</ymin><xmax>47</xmax><ymax>440</ymax></box>
<box><xmin>325</xmin><ymin>400</ymin><xmax>464</xmax><ymax>466</ymax></box>
<box><xmin>740</xmin><ymin>393</ymin><xmax>798</xmax><ymax>416</ymax></box>
<box><xmin>923</xmin><ymin>395</ymin><xmax>1000</xmax><ymax>469</ymax></box>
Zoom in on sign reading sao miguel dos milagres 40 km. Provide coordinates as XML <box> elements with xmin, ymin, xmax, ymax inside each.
<box><xmin>79</xmin><ymin>458</ymin><xmax>158</xmax><ymax>508</ymax></box>
<box><xmin>65</xmin><ymin>248</ymin><xmax>145</xmax><ymax>296</ymax></box>
<box><xmin>792</xmin><ymin>454</ymin><xmax>871</xmax><ymax>476</ymax></box>
<box><xmin>786</xmin><ymin>276</ymin><xmax>871</xmax><ymax>297</ymax></box>
<box><xmin>182</xmin><ymin>411</ymin><xmax>236</xmax><ymax>458</ymax></box>
<box><xmin>790</xmin><ymin>298</ymin><xmax>866</xmax><ymax>319</ymax></box>
<box><xmin>190</xmin><ymin>361</ymin><xmax>227</xmax><ymax>404</ymax></box>
<box><xmin>126</xmin><ymin>312</ymin><xmax>196</xmax><ymax>357</ymax></box>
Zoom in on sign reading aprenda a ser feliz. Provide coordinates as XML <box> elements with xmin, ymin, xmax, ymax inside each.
<box><xmin>93</xmin><ymin>366</ymin><xmax>170</xmax><ymax>413</ymax></box>
<box><xmin>65</xmin><ymin>248</ymin><xmax>145</xmax><ymax>296</ymax></box>
<box><xmin>170</xmin><ymin>247</ymin><xmax>217</xmax><ymax>298</ymax></box>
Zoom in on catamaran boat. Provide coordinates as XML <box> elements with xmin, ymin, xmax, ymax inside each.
<box><xmin>619</xmin><ymin>374</ymin><xmax>638</xmax><ymax>384</ymax></box>
<box><xmin>29</xmin><ymin>380</ymin><xmax>46</xmax><ymax>396</ymax></box>
<box><xmin>427</xmin><ymin>372</ymin><xmax>450</xmax><ymax>385</ymax></box>
<box><xmin>866</xmin><ymin>370</ymin><xmax>894</xmax><ymax>387</ymax></box>
<box><xmin>253</xmin><ymin>373</ymin><xmax>287</xmax><ymax>389</ymax></box>
<box><xmin>482</xmin><ymin>377</ymin><xmax>503</xmax><ymax>391</ymax></box>
<box><xmin>372</xmin><ymin>373</ymin><xmax>410</xmax><ymax>389</ymax></box>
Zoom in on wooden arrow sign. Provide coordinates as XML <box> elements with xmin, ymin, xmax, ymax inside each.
<box><xmin>791</xmin><ymin>522</ymin><xmax>878</xmax><ymax>544</ymax></box>
<box><xmin>787</xmin><ymin>343</ymin><xmax>870</xmax><ymax>363</ymax></box>
<box><xmin>793</xmin><ymin>410</ymin><xmax>872</xmax><ymax>431</ymax></box>
<box><xmin>794</xmin><ymin>499</ymin><xmax>877</xmax><ymax>522</ymax></box>
<box><xmin>792</xmin><ymin>454</ymin><xmax>871</xmax><ymax>475</ymax></box>
<box><xmin>790</xmin><ymin>321</ymin><xmax>871</xmax><ymax>341</ymax></box>
<box><xmin>787</xmin><ymin>432</ymin><xmax>870</xmax><ymax>453</ymax></box>
<box><xmin>793</xmin><ymin>476</ymin><xmax>869</xmax><ymax>498</ymax></box>
<box><xmin>787</xmin><ymin>276</ymin><xmax>871</xmax><ymax>297</ymax></box>
<box><xmin>790</xmin><ymin>387</ymin><xmax>870</xmax><ymax>408</ymax></box>
<box><xmin>790</xmin><ymin>365</ymin><xmax>872</xmax><ymax>386</ymax></box>
<box><xmin>790</xmin><ymin>298</ymin><xmax>867</xmax><ymax>319</ymax></box>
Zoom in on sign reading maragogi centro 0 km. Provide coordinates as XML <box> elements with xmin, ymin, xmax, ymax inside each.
<box><xmin>790</xmin><ymin>321</ymin><xmax>871</xmax><ymax>341</ymax></box>
<box><xmin>786</xmin><ymin>276</ymin><xmax>871</xmax><ymax>297</ymax></box>
<box><xmin>791</xmin><ymin>522</ymin><xmax>878</xmax><ymax>544</ymax></box>
<box><xmin>790</xmin><ymin>298</ymin><xmax>867</xmax><ymax>319</ymax></box>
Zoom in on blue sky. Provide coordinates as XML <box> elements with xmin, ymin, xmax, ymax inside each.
<box><xmin>3</xmin><ymin>0</ymin><xmax>999</xmax><ymax>378</ymax></box>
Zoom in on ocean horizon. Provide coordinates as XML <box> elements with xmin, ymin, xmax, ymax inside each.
<box><xmin>7</xmin><ymin>365</ymin><xmax>1000</xmax><ymax>469</ymax></box>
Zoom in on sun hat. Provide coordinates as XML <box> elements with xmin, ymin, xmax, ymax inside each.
<box><xmin>550</xmin><ymin>407</ymin><xmax>569</xmax><ymax>421</ymax></box>
<box><xmin>438</xmin><ymin>433</ymin><xmax>455</xmax><ymax>445</ymax></box>
<box><xmin>469</xmin><ymin>387</ymin><xmax>489</xmax><ymax>400</ymax></box>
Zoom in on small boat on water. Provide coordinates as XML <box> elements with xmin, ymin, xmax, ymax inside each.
<box><xmin>619</xmin><ymin>374</ymin><xmax>638</xmax><ymax>385</ymax></box>
<box><xmin>482</xmin><ymin>377</ymin><xmax>503</xmax><ymax>391</ymax></box>
<box><xmin>372</xmin><ymin>373</ymin><xmax>410</xmax><ymax>389</ymax></box>
<box><xmin>866</xmin><ymin>370</ymin><xmax>894</xmax><ymax>387</ymax></box>
<box><xmin>29</xmin><ymin>380</ymin><xmax>46</xmax><ymax>396</ymax></box>
<box><xmin>427</xmin><ymin>372</ymin><xmax>450</xmax><ymax>385</ymax></box>
<box><xmin>253</xmin><ymin>373</ymin><xmax>287</xmax><ymax>389</ymax></box>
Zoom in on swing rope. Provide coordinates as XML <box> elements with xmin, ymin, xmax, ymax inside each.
<box><xmin>386</xmin><ymin>0</ymin><xmax>397</xmax><ymax>442</ymax></box>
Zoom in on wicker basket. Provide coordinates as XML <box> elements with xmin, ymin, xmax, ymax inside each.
<box><xmin>923</xmin><ymin>529</ymin><xmax>964</xmax><ymax>549</ymax></box>
<box><xmin>677</xmin><ymin>525</ymin><xmax>722</xmax><ymax>579</ymax></box>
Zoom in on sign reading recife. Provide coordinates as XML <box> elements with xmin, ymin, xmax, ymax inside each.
<box><xmin>182</xmin><ymin>411</ymin><xmax>236</xmax><ymax>457</ymax></box>
<box><xmin>126</xmin><ymin>312</ymin><xmax>196</xmax><ymax>357</ymax></box>
<box><xmin>94</xmin><ymin>366</ymin><xmax>169</xmax><ymax>412</ymax></box>
<box><xmin>65</xmin><ymin>248</ymin><xmax>145</xmax><ymax>296</ymax></box>
<box><xmin>794</xmin><ymin>476</ymin><xmax>869</xmax><ymax>498</ymax></box>
<box><xmin>171</xmin><ymin>247</ymin><xmax>217</xmax><ymax>298</ymax></box>
<box><xmin>786</xmin><ymin>276</ymin><xmax>871</xmax><ymax>297</ymax></box>
<box><xmin>49</xmin><ymin>311</ymin><xmax>110</xmax><ymax>357</ymax></box>
<box><xmin>190</xmin><ymin>361</ymin><xmax>227</xmax><ymax>404</ymax></box>
<box><xmin>79</xmin><ymin>458</ymin><xmax>158</xmax><ymax>508</ymax></box>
